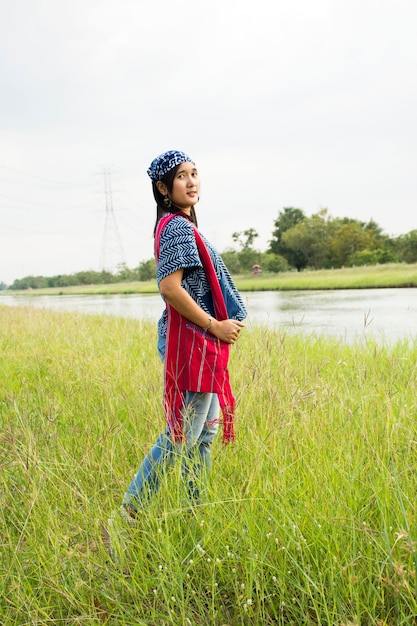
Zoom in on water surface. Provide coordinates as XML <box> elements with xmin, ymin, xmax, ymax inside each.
<box><xmin>1</xmin><ymin>288</ymin><xmax>416</xmax><ymax>344</ymax></box>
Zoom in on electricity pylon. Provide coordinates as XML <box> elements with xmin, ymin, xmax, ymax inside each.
<box><xmin>100</xmin><ymin>168</ymin><xmax>126</xmax><ymax>273</ymax></box>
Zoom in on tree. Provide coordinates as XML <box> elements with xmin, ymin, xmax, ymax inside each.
<box><xmin>9</xmin><ymin>275</ymin><xmax>48</xmax><ymax>290</ymax></box>
<box><xmin>364</xmin><ymin>218</ymin><xmax>385</xmax><ymax>239</ymax></box>
<box><xmin>349</xmin><ymin>248</ymin><xmax>398</xmax><ymax>266</ymax></box>
<box><xmin>393</xmin><ymin>231</ymin><xmax>417</xmax><ymax>263</ymax></box>
<box><xmin>281</xmin><ymin>210</ymin><xmax>334</xmax><ymax>270</ymax></box>
<box><xmin>259</xmin><ymin>252</ymin><xmax>289</xmax><ymax>273</ymax></box>
<box><xmin>328</xmin><ymin>221</ymin><xmax>378</xmax><ymax>267</ymax></box>
<box><xmin>232</xmin><ymin>228</ymin><xmax>259</xmax><ymax>250</ymax></box>
<box><xmin>269</xmin><ymin>207</ymin><xmax>305</xmax><ymax>254</ymax></box>
<box><xmin>269</xmin><ymin>207</ymin><xmax>306</xmax><ymax>269</ymax></box>
<box><xmin>219</xmin><ymin>249</ymin><xmax>242</xmax><ymax>274</ymax></box>
<box><xmin>137</xmin><ymin>258</ymin><xmax>156</xmax><ymax>281</ymax></box>
<box><xmin>230</xmin><ymin>228</ymin><xmax>261</xmax><ymax>273</ymax></box>
<box><xmin>116</xmin><ymin>263</ymin><xmax>136</xmax><ymax>282</ymax></box>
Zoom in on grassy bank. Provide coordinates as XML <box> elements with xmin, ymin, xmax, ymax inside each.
<box><xmin>1</xmin><ymin>306</ymin><xmax>417</xmax><ymax>624</ymax></box>
<box><xmin>3</xmin><ymin>262</ymin><xmax>417</xmax><ymax>296</ymax></box>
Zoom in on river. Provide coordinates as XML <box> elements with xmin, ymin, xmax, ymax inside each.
<box><xmin>1</xmin><ymin>288</ymin><xmax>416</xmax><ymax>344</ymax></box>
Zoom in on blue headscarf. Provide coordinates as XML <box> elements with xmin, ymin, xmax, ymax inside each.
<box><xmin>147</xmin><ymin>150</ymin><xmax>194</xmax><ymax>182</ymax></box>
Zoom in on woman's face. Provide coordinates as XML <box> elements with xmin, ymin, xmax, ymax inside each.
<box><xmin>159</xmin><ymin>162</ymin><xmax>200</xmax><ymax>213</ymax></box>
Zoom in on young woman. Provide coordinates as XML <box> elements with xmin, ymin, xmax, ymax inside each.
<box><xmin>108</xmin><ymin>150</ymin><xmax>247</xmax><ymax>549</ymax></box>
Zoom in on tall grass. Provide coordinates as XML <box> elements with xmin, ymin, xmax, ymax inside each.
<box><xmin>1</xmin><ymin>306</ymin><xmax>417</xmax><ymax>625</ymax></box>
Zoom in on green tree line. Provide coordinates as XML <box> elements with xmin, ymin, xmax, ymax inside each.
<box><xmin>7</xmin><ymin>260</ymin><xmax>157</xmax><ymax>291</ymax></box>
<box><xmin>7</xmin><ymin>207</ymin><xmax>417</xmax><ymax>290</ymax></box>
<box><xmin>222</xmin><ymin>207</ymin><xmax>417</xmax><ymax>274</ymax></box>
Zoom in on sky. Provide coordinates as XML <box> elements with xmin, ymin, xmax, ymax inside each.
<box><xmin>1</xmin><ymin>0</ymin><xmax>416</xmax><ymax>285</ymax></box>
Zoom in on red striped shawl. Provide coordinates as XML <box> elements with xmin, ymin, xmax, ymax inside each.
<box><xmin>155</xmin><ymin>213</ymin><xmax>236</xmax><ymax>444</ymax></box>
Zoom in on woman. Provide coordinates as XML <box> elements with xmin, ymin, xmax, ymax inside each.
<box><xmin>107</xmin><ymin>150</ymin><xmax>246</xmax><ymax>553</ymax></box>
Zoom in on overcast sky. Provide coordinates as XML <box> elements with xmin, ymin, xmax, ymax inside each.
<box><xmin>1</xmin><ymin>0</ymin><xmax>416</xmax><ymax>285</ymax></box>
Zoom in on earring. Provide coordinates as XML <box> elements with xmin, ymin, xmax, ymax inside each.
<box><xmin>163</xmin><ymin>196</ymin><xmax>172</xmax><ymax>208</ymax></box>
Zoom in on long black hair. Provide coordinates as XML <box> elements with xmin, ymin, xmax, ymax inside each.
<box><xmin>152</xmin><ymin>164</ymin><xmax>198</xmax><ymax>235</ymax></box>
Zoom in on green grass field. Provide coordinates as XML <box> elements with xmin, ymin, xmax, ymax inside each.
<box><xmin>1</xmin><ymin>306</ymin><xmax>417</xmax><ymax>624</ymax></box>
<box><xmin>3</xmin><ymin>262</ymin><xmax>417</xmax><ymax>296</ymax></box>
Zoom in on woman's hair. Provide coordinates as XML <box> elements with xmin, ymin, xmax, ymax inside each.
<box><xmin>153</xmin><ymin>164</ymin><xmax>198</xmax><ymax>235</ymax></box>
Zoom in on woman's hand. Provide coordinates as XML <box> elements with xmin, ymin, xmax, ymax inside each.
<box><xmin>211</xmin><ymin>319</ymin><xmax>245</xmax><ymax>344</ymax></box>
<box><xmin>159</xmin><ymin>271</ymin><xmax>245</xmax><ymax>344</ymax></box>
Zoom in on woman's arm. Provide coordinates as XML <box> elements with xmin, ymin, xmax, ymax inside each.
<box><xmin>159</xmin><ymin>269</ymin><xmax>244</xmax><ymax>344</ymax></box>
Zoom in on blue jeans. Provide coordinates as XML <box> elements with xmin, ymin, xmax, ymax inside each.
<box><xmin>123</xmin><ymin>390</ymin><xmax>220</xmax><ymax>510</ymax></box>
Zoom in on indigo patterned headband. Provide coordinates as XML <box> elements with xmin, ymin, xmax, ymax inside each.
<box><xmin>147</xmin><ymin>150</ymin><xmax>194</xmax><ymax>182</ymax></box>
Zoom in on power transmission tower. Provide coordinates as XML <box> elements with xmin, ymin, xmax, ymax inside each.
<box><xmin>100</xmin><ymin>168</ymin><xmax>126</xmax><ymax>273</ymax></box>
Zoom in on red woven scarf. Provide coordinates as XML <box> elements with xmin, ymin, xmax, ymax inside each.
<box><xmin>155</xmin><ymin>213</ymin><xmax>236</xmax><ymax>444</ymax></box>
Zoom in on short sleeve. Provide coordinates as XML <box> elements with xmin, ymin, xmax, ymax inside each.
<box><xmin>157</xmin><ymin>216</ymin><xmax>202</xmax><ymax>285</ymax></box>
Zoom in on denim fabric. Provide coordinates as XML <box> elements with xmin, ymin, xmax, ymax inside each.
<box><xmin>123</xmin><ymin>391</ymin><xmax>220</xmax><ymax>510</ymax></box>
<box><xmin>157</xmin><ymin>334</ymin><xmax>166</xmax><ymax>362</ymax></box>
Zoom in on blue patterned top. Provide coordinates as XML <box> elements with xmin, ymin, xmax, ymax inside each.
<box><xmin>156</xmin><ymin>215</ymin><xmax>247</xmax><ymax>338</ymax></box>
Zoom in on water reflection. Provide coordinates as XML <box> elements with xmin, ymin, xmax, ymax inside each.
<box><xmin>243</xmin><ymin>289</ymin><xmax>417</xmax><ymax>343</ymax></box>
<box><xmin>1</xmin><ymin>288</ymin><xmax>416</xmax><ymax>344</ymax></box>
